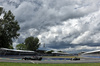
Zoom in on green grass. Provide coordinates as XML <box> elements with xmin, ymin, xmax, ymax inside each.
<box><xmin>0</xmin><ymin>62</ymin><xmax>100</xmax><ymax>66</ymax></box>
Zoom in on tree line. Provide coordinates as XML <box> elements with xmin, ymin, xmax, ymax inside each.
<box><xmin>16</xmin><ymin>36</ymin><xmax>40</xmax><ymax>51</ymax></box>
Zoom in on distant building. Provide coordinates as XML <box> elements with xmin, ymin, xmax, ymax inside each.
<box><xmin>0</xmin><ymin>48</ymin><xmax>37</xmax><ymax>56</ymax></box>
<box><xmin>78</xmin><ymin>51</ymin><xmax>85</xmax><ymax>56</ymax></box>
<box><xmin>81</xmin><ymin>50</ymin><xmax>100</xmax><ymax>58</ymax></box>
<box><xmin>35</xmin><ymin>49</ymin><xmax>46</xmax><ymax>55</ymax></box>
<box><xmin>52</xmin><ymin>52</ymin><xmax>70</xmax><ymax>56</ymax></box>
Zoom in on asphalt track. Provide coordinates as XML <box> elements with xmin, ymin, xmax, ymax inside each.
<box><xmin>0</xmin><ymin>57</ymin><xmax>100</xmax><ymax>63</ymax></box>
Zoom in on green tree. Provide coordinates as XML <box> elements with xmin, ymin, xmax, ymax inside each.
<box><xmin>0</xmin><ymin>8</ymin><xmax>20</xmax><ymax>48</ymax></box>
<box><xmin>0</xmin><ymin>7</ymin><xmax>3</xmax><ymax>15</ymax></box>
<box><xmin>8</xmin><ymin>45</ymin><xmax>14</xmax><ymax>49</ymax></box>
<box><xmin>25</xmin><ymin>36</ymin><xmax>40</xmax><ymax>51</ymax></box>
<box><xmin>0</xmin><ymin>7</ymin><xmax>3</xmax><ymax>36</ymax></box>
<box><xmin>57</xmin><ymin>50</ymin><xmax>63</xmax><ymax>53</ymax></box>
<box><xmin>16</xmin><ymin>43</ymin><xmax>26</xmax><ymax>50</ymax></box>
<box><xmin>46</xmin><ymin>50</ymin><xmax>54</xmax><ymax>54</ymax></box>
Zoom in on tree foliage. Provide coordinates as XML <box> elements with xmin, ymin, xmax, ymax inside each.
<box><xmin>8</xmin><ymin>45</ymin><xmax>14</xmax><ymax>49</ymax></box>
<box><xmin>25</xmin><ymin>36</ymin><xmax>40</xmax><ymax>51</ymax></box>
<box><xmin>57</xmin><ymin>51</ymin><xmax>63</xmax><ymax>52</ymax></box>
<box><xmin>46</xmin><ymin>50</ymin><xmax>54</xmax><ymax>54</ymax></box>
<box><xmin>0</xmin><ymin>7</ymin><xmax>3</xmax><ymax>15</ymax></box>
<box><xmin>0</xmin><ymin>8</ymin><xmax>20</xmax><ymax>48</ymax></box>
<box><xmin>16</xmin><ymin>43</ymin><xmax>26</xmax><ymax>50</ymax></box>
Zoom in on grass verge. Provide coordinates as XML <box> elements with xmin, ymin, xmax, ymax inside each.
<box><xmin>0</xmin><ymin>62</ymin><xmax>100</xmax><ymax>66</ymax></box>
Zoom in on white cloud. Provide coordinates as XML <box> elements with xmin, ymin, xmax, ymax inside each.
<box><xmin>71</xmin><ymin>31</ymin><xmax>91</xmax><ymax>44</ymax></box>
<box><xmin>38</xmin><ymin>9</ymin><xmax>100</xmax><ymax>51</ymax></box>
<box><xmin>14</xmin><ymin>2</ymin><xmax>34</xmax><ymax>22</ymax></box>
<box><xmin>9</xmin><ymin>0</ymin><xmax>20</xmax><ymax>3</ymax></box>
<box><xmin>1</xmin><ymin>0</ymin><xmax>100</xmax><ymax>53</ymax></box>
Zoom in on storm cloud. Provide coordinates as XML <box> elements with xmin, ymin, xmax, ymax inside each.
<box><xmin>1</xmin><ymin>0</ymin><xmax>100</xmax><ymax>53</ymax></box>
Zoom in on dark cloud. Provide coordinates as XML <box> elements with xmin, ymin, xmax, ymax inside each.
<box><xmin>47</xmin><ymin>41</ymin><xmax>77</xmax><ymax>49</ymax></box>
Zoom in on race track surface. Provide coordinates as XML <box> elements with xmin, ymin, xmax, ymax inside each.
<box><xmin>0</xmin><ymin>57</ymin><xmax>100</xmax><ymax>63</ymax></box>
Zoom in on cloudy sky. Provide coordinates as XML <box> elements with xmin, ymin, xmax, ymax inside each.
<box><xmin>1</xmin><ymin>0</ymin><xmax>100</xmax><ymax>53</ymax></box>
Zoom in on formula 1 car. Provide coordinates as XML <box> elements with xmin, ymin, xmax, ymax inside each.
<box><xmin>22</xmin><ymin>56</ymin><xmax>42</xmax><ymax>61</ymax></box>
<box><xmin>72</xmin><ymin>57</ymin><xmax>80</xmax><ymax>60</ymax></box>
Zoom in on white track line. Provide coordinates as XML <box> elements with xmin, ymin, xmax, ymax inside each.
<box><xmin>30</xmin><ymin>61</ymin><xmax>35</xmax><ymax>63</ymax></box>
